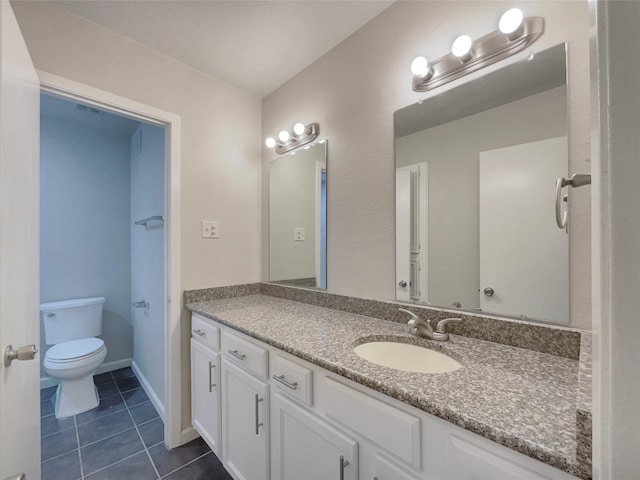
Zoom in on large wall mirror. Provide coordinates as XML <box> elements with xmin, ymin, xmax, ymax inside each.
<box><xmin>395</xmin><ymin>43</ymin><xmax>570</xmax><ymax>324</ymax></box>
<box><xmin>269</xmin><ymin>141</ymin><xmax>327</xmax><ymax>289</ymax></box>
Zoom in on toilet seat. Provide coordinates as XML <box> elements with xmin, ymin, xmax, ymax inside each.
<box><xmin>46</xmin><ymin>338</ymin><xmax>105</xmax><ymax>363</ymax></box>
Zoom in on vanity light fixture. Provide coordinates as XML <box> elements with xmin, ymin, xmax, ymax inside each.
<box><xmin>265</xmin><ymin>122</ymin><xmax>320</xmax><ymax>155</ymax></box>
<box><xmin>411</xmin><ymin>8</ymin><xmax>544</xmax><ymax>92</ymax></box>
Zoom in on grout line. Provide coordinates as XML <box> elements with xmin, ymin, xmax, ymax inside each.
<box><xmin>159</xmin><ymin>451</ymin><xmax>212</xmax><ymax>479</ymax></box>
<box><xmin>117</xmin><ymin>381</ymin><xmax>162</xmax><ymax>479</ymax></box>
<box><xmin>41</xmin><ymin>447</ymin><xmax>80</xmax><ymax>464</ymax></box>
<box><xmin>74</xmin><ymin>415</ymin><xmax>85</xmax><ymax>480</ymax></box>
<box><xmin>41</xmin><ymin>423</ymin><xmax>77</xmax><ymax>439</ymax></box>
<box><xmin>80</xmin><ymin>426</ymin><xmax>138</xmax><ymax>449</ymax></box>
<box><xmin>136</xmin><ymin>415</ymin><xmax>161</xmax><ymax>428</ymax></box>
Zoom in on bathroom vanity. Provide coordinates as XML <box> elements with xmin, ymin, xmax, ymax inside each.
<box><xmin>187</xmin><ymin>290</ymin><xmax>591</xmax><ymax>480</ymax></box>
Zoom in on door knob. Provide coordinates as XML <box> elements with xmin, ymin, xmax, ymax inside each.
<box><xmin>4</xmin><ymin>344</ymin><xmax>38</xmax><ymax>367</ymax></box>
<box><xmin>483</xmin><ymin>287</ymin><xmax>495</xmax><ymax>297</ymax></box>
<box><xmin>398</xmin><ymin>280</ymin><xmax>407</xmax><ymax>288</ymax></box>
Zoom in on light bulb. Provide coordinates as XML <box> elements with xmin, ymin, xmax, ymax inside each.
<box><xmin>410</xmin><ymin>56</ymin><xmax>430</xmax><ymax>77</ymax></box>
<box><xmin>293</xmin><ymin>123</ymin><xmax>305</xmax><ymax>135</ymax></box>
<box><xmin>265</xmin><ymin>137</ymin><xmax>276</xmax><ymax>148</ymax></box>
<box><xmin>278</xmin><ymin>130</ymin><xmax>290</xmax><ymax>142</ymax></box>
<box><xmin>499</xmin><ymin>8</ymin><xmax>523</xmax><ymax>36</ymax></box>
<box><xmin>451</xmin><ymin>35</ymin><xmax>472</xmax><ymax>58</ymax></box>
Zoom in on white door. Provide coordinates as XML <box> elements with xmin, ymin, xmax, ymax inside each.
<box><xmin>0</xmin><ymin>1</ymin><xmax>41</xmax><ymax>479</ymax></box>
<box><xmin>479</xmin><ymin>137</ymin><xmax>569</xmax><ymax>323</ymax></box>
<box><xmin>190</xmin><ymin>339</ymin><xmax>221</xmax><ymax>455</ymax></box>
<box><xmin>221</xmin><ymin>360</ymin><xmax>269</xmax><ymax>480</ymax></box>
<box><xmin>395</xmin><ymin>163</ymin><xmax>428</xmax><ymax>302</ymax></box>
<box><xmin>271</xmin><ymin>394</ymin><xmax>358</xmax><ymax>480</ymax></box>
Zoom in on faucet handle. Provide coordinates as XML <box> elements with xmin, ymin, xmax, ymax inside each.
<box><xmin>435</xmin><ymin>317</ymin><xmax>462</xmax><ymax>334</ymax></box>
<box><xmin>398</xmin><ymin>308</ymin><xmax>418</xmax><ymax>322</ymax></box>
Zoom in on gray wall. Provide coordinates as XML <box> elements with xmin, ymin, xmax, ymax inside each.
<box><xmin>131</xmin><ymin>123</ymin><xmax>166</xmax><ymax>407</ymax></box>
<box><xmin>396</xmin><ymin>86</ymin><xmax>567</xmax><ymax>309</ymax></box>
<box><xmin>262</xmin><ymin>1</ymin><xmax>591</xmax><ymax>328</ymax></box>
<box><xmin>40</xmin><ymin>115</ymin><xmax>134</xmax><ymax>377</ymax></box>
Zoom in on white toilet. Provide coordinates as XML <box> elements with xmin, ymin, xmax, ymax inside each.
<box><xmin>41</xmin><ymin>297</ymin><xmax>108</xmax><ymax>418</ymax></box>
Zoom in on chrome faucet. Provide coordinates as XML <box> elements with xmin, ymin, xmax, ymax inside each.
<box><xmin>399</xmin><ymin>308</ymin><xmax>462</xmax><ymax>342</ymax></box>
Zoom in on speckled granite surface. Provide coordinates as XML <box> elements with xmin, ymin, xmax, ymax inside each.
<box><xmin>183</xmin><ymin>283</ymin><xmax>261</xmax><ymax>304</ymax></box>
<box><xmin>261</xmin><ymin>282</ymin><xmax>583</xmax><ymax>360</ymax></box>
<box><xmin>187</xmin><ymin>294</ymin><xmax>591</xmax><ymax>479</ymax></box>
<box><xmin>575</xmin><ymin>333</ymin><xmax>592</xmax><ymax>479</ymax></box>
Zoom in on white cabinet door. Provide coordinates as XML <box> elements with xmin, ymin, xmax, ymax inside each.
<box><xmin>272</xmin><ymin>394</ymin><xmax>358</xmax><ymax>480</ymax></box>
<box><xmin>222</xmin><ymin>360</ymin><xmax>270</xmax><ymax>480</ymax></box>
<box><xmin>191</xmin><ymin>339</ymin><xmax>221</xmax><ymax>455</ymax></box>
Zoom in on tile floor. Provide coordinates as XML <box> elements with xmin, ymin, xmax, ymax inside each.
<box><xmin>40</xmin><ymin>367</ymin><xmax>232</xmax><ymax>480</ymax></box>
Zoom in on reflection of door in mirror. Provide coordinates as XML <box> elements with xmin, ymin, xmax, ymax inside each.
<box><xmin>269</xmin><ymin>141</ymin><xmax>327</xmax><ymax>290</ymax></box>
<box><xmin>395</xmin><ymin>163</ymin><xmax>427</xmax><ymax>302</ymax></box>
<box><xmin>479</xmin><ymin>137</ymin><xmax>569</xmax><ymax>323</ymax></box>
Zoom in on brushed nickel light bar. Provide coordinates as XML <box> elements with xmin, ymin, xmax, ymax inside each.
<box><xmin>265</xmin><ymin>122</ymin><xmax>320</xmax><ymax>155</ymax></box>
<box><xmin>411</xmin><ymin>9</ymin><xmax>545</xmax><ymax>93</ymax></box>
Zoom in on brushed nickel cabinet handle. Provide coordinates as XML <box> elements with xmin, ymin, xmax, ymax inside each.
<box><xmin>228</xmin><ymin>349</ymin><xmax>246</xmax><ymax>360</ymax></box>
<box><xmin>208</xmin><ymin>361</ymin><xmax>216</xmax><ymax>392</ymax></box>
<box><xmin>340</xmin><ymin>455</ymin><xmax>350</xmax><ymax>480</ymax></box>
<box><xmin>255</xmin><ymin>394</ymin><xmax>264</xmax><ymax>435</ymax></box>
<box><xmin>272</xmin><ymin>374</ymin><xmax>298</xmax><ymax>390</ymax></box>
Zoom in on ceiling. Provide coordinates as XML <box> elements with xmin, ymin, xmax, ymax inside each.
<box><xmin>52</xmin><ymin>0</ymin><xmax>394</xmax><ymax>98</ymax></box>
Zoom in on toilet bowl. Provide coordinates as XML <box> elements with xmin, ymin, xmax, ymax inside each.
<box><xmin>44</xmin><ymin>338</ymin><xmax>107</xmax><ymax>418</ymax></box>
<box><xmin>41</xmin><ymin>297</ymin><xmax>107</xmax><ymax>418</ymax></box>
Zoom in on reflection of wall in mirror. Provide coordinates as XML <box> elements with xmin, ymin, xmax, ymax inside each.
<box><xmin>395</xmin><ymin>86</ymin><xmax>566</xmax><ymax>311</ymax></box>
<box><xmin>269</xmin><ymin>145</ymin><xmax>325</xmax><ymax>285</ymax></box>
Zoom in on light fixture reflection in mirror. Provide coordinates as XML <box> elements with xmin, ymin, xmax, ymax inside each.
<box><xmin>269</xmin><ymin>141</ymin><xmax>327</xmax><ymax>290</ymax></box>
<box><xmin>395</xmin><ymin>44</ymin><xmax>571</xmax><ymax>325</ymax></box>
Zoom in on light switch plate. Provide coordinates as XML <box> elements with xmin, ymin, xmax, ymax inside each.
<box><xmin>202</xmin><ymin>221</ymin><xmax>220</xmax><ymax>239</ymax></box>
<box><xmin>294</xmin><ymin>227</ymin><xmax>305</xmax><ymax>241</ymax></box>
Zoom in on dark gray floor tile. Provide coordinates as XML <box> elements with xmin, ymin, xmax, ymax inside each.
<box><xmin>78</xmin><ymin>409</ymin><xmax>134</xmax><ymax>446</ymax></box>
<box><xmin>41</xmin><ymin>427</ymin><xmax>78</xmax><ymax>461</ymax></box>
<box><xmin>122</xmin><ymin>387</ymin><xmax>149</xmax><ymax>407</ymax></box>
<box><xmin>130</xmin><ymin>401</ymin><xmax>159</xmax><ymax>425</ymax></box>
<box><xmin>86</xmin><ymin>451</ymin><xmax>157</xmax><ymax>480</ymax></box>
<box><xmin>163</xmin><ymin>452</ymin><xmax>230</xmax><ymax>480</ymax></box>
<box><xmin>96</xmin><ymin>380</ymin><xmax>119</xmax><ymax>399</ymax></box>
<box><xmin>112</xmin><ymin>366</ymin><xmax>135</xmax><ymax>380</ymax></box>
<box><xmin>116</xmin><ymin>376</ymin><xmax>141</xmax><ymax>392</ymax></box>
<box><xmin>81</xmin><ymin>428</ymin><xmax>144</xmax><ymax>475</ymax></box>
<box><xmin>138</xmin><ymin>418</ymin><xmax>164</xmax><ymax>447</ymax></box>
<box><xmin>148</xmin><ymin>437</ymin><xmax>210</xmax><ymax>477</ymax></box>
<box><xmin>93</xmin><ymin>372</ymin><xmax>113</xmax><ymax>385</ymax></box>
<box><xmin>40</xmin><ymin>386</ymin><xmax>58</xmax><ymax>402</ymax></box>
<box><xmin>75</xmin><ymin>393</ymin><xmax>126</xmax><ymax>425</ymax></box>
<box><xmin>41</xmin><ymin>449</ymin><xmax>81</xmax><ymax>480</ymax></box>
<box><xmin>41</xmin><ymin>398</ymin><xmax>55</xmax><ymax>418</ymax></box>
<box><xmin>41</xmin><ymin>414</ymin><xmax>75</xmax><ymax>437</ymax></box>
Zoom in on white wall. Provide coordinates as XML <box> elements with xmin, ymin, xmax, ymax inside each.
<box><xmin>269</xmin><ymin>143</ymin><xmax>324</xmax><ymax>282</ymax></box>
<box><xmin>130</xmin><ymin>123</ymin><xmax>165</xmax><ymax>407</ymax></box>
<box><xmin>12</xmin><ymin>1</ymin><xmax>262</xmax><ymax>431</ymax></box>
<box><xmin>396</xmin><ymin>86</ymin><xmax>567</xmax><ymax>310</ymax></box>
<box><xmin>591</xmin><ymin>1</ymin><xmax>640</xmax><ymax>477</ymax></box>
<box><xmin>262</xmin><ymin>1</ymin><xmax>591</xmax><ymax>329</ymax></box>
<box><xmin>40</xmin><ymin>114</ymin><xmax>133</xmax><ymax>376</ymax></box>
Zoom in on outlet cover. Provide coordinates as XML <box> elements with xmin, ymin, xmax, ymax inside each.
<box><xmin>294</xmin><ymin>227</ymin><xmax>305</xmax><ymax>241</ymax></box>
<box><xmin>202</xmin><ymin>221</ymin><xmax>220</xmax><ymax>239</ymax></box>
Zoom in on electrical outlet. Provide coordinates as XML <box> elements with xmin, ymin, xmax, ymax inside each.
<box><xmin>294</xmin><ymin>227</ymin><xmax>305</xmax><ymax>241</ymax></box>
<box><xmin>201</xmin><ymin>221</ymin><xmax>220</xmax><ymax>239</ymax></box>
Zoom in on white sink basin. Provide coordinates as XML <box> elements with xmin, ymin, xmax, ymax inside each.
<box><xmin>354</xmin><ymin>341</ymin><xmax>461</xmax><ymax>374</ymax></box>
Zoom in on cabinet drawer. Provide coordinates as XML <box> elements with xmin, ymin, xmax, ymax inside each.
<box><xmin>271</xmin><ymin>353</ymin><xmax>313</xmax><ymax>407</ymax></box>
<box><xmin>191</xmin><ymin>313</ymin><xmax>220</xmax><ymax>351</ymax></box>
<box><xmin>324</xmin><ymin>376</ymin><xmax>421</xmax><ymax>471</ymax></box>
<box><xmin>221</xmin><ymin>330</ymin><xmax>269</xmax><ymax>380</ymax></box>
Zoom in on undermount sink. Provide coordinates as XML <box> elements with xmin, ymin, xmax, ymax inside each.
<box><xmin>354</xmin><ymin>341</ymin><xmax>462</xmax><ymax>374</ymax></box>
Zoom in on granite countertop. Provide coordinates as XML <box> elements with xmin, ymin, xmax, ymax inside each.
<box><xmin>187</xmin><ymin>294</ymin><xmax>586</xmax><ymax>478</ymax></box>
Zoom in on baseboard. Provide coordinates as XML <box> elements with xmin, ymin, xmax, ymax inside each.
<box><xmin>40</xmin><ymin>358</ymin><xmax>132</xmax><ymax>390</ymax></box>
<box><xmin>180</xmin><ymin>426</ymin><xmax>200</xmax><ymax>445</ymax></box>
<box><xmin>131</xmin><ymin>360</ymin><xmax>166</xmax><ymax>422</ymax></box>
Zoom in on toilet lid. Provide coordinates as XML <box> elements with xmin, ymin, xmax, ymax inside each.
<box><xmin>47</xmin><ymin>338</ymin><xmax>105</xmax><ymax>362</ymax></box>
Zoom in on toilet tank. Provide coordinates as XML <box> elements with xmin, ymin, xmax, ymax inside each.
<box><xmin>41</xmin><ymin>297</ymin><xmax>105</xmax><ymax>345</ymax></box>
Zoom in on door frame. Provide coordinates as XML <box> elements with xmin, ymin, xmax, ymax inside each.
<box><xmin>38</xmin><ymin>70</ymin><xmax>184</xmax><ymax>448</ymax></box>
